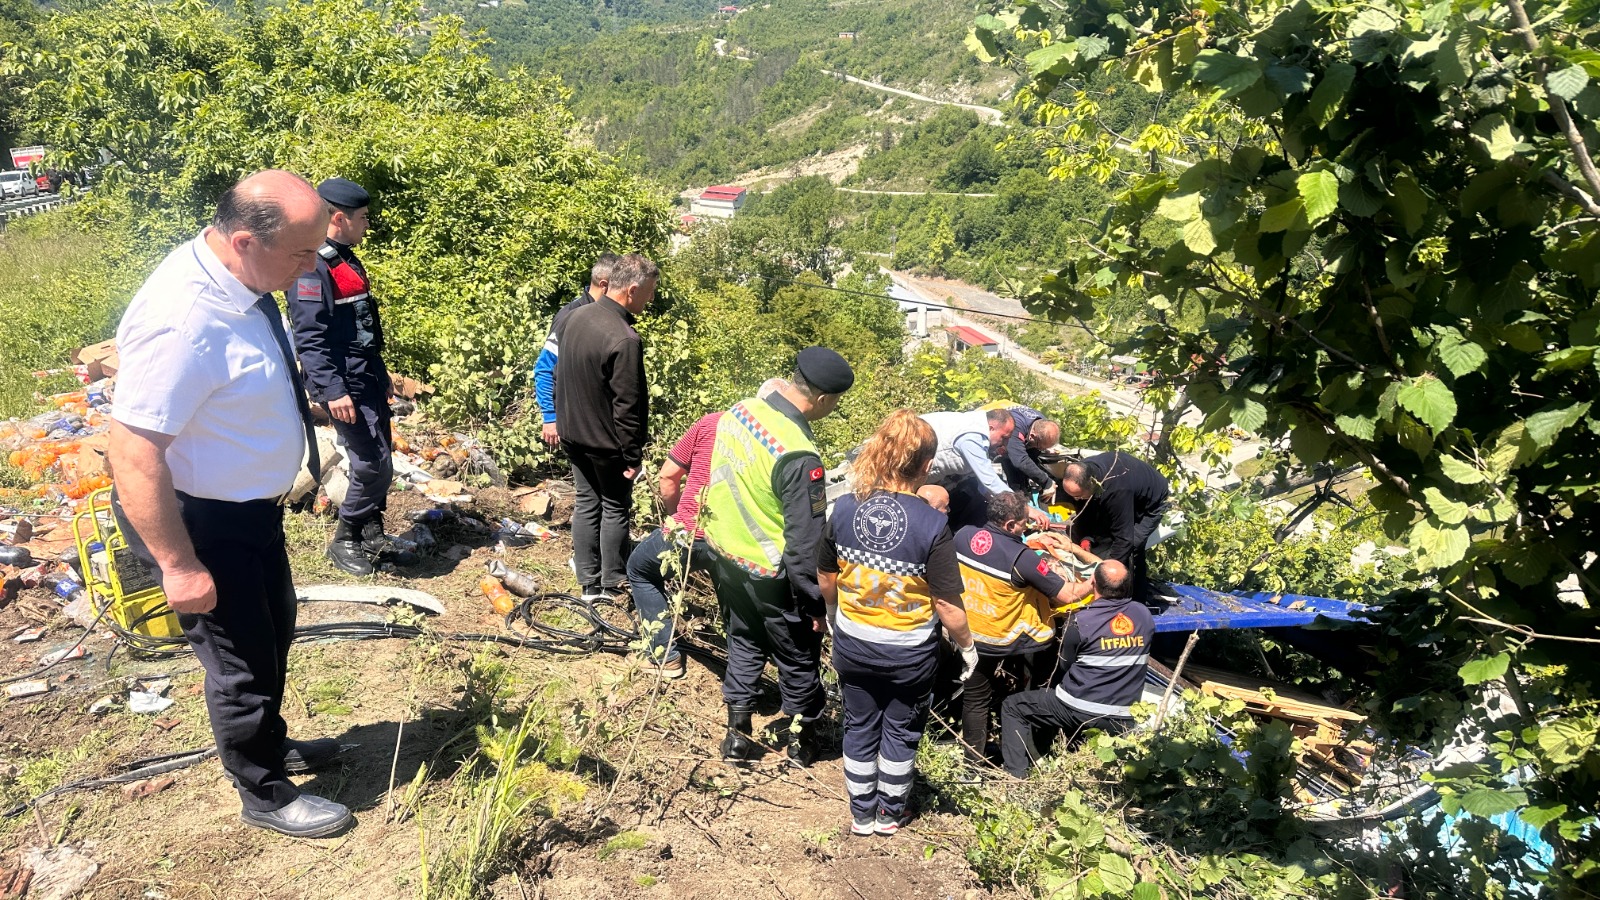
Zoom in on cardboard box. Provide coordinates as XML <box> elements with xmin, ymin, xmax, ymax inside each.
<box><xmin>76</xmin><ymin>339</ymin><xmax>119</xmax><ymax>381</ymax></box>
<box><xmin>391</xmin><ymin>373</ymin><xmax>434</xmax><ymax>400</ymax></box>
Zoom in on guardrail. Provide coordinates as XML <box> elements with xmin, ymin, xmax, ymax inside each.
<box><xmin>0</xmin><ymin>193</ymin><xmax>72</xmax><ymax>226</ymax></box>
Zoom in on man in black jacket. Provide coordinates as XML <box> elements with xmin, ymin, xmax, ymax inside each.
<box><xmin>287</xmin><ymin>177</ymin><xmax>392</xmax><ymax>576</ymax></box>
<box><xmin>554</xmin><ymin>253</ymin><xmax>658</xmax><ymax>598</ymax></box>
<box><xmin>1061</xmin><ymin>451</ymin><xmax>1170</xmax><ymax>601</ymax></box>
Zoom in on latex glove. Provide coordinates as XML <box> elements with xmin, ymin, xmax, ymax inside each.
<box><xmin>957</xmin><ymin>642</ymin><xmax>979</xmax><ymax>684</ymax></box>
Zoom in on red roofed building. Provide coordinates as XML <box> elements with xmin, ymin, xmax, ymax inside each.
<box><xmin>690</xmin><ymin>184</ymin><xmax>748</xmax><ymax>218</ymax></box>
<box><xmin>946</xmin><ymin>325</ymin><xmax>1000</xmax><ymax>356</ymax></box>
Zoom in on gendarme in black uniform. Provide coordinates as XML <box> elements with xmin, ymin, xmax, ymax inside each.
<box><xmin>286</xmin><ymin>178</ymin><xmax>393</xmax><ymax>574</ymax></box>
<box><xmin>998</xmin><ymin>584</ymin><xmax>1154</xmax><ymax>777</ymax></box>
<box><xmin>1069</xmin><ymin>451</ymin><xmax>1169</xmax><ymax>599</ymax></box>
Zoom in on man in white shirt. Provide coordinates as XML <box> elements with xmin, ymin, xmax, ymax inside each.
<box><xmin>921</xmin><ymin>408</ymin><xmax>1049</xmax><ymax>530</ymax></box>
<box><xmin>110</xmin><ymin>170</ymin><xmax>354</xmax><ymax>839</ymax></box>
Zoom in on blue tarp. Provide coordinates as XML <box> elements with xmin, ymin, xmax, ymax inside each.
<box><xmin>1151</xmin><ymin>582</ymin><xmax>1369</xmax><ymax>633</ymax></box>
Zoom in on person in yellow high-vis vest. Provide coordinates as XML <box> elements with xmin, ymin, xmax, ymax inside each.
<box><xmin>703</xmin><ymin>347</ymin><xmax>855</xmax><ymax>767</ymax></box>
<box><xmin>953</xmin><ymin>490</ymin><xmax>1094</xmax><ymax>765</ymax></box>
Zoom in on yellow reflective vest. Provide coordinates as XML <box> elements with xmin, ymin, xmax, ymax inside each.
<box><xmin>702</xmin><ymin>398</ymin><xmax>818</xmax><ymax>577</ymax></box>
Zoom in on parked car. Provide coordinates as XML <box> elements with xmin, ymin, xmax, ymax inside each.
<box><xmin>0</xmin><ymin>170</ymin><xmax>40</xmax><ymax>200</ymax></box>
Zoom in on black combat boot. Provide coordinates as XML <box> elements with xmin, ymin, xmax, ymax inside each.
<box><xmin>327</xmin><ymin>518</ymin><xmax>374</xmax><ymax>576</ymax></box>
<box><xmin>721</xmin><ymin>703</ymin><xmax>758</xmax><ymax>763</ymax></box>
<box><xmin>359</xmin><ymin>516</ymin><xmax>395</xmax><ymax>556</ymax></box>
<box><xmin>788</xmin><ymin>716</ymin><xmax>820</xmax><ymax>768</ymax></box>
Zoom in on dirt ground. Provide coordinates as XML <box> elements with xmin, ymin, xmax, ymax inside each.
<box><xmin>0</xmin><ymin>492</ymin><xmax>999</xmax><ymax>899</ymax></box>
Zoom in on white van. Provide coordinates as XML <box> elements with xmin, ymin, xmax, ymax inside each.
<box><xmin>0</xmin><ymin>170</ymin><xmax>40</xmax><ymax>200</ymax></box>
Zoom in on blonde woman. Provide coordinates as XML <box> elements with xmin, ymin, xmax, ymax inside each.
<box><xmin>820</xmin><ymin>409</ymin><xmax>977</xmax><ymax>836</ymax></box>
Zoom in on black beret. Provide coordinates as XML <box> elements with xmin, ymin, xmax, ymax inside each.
<box><xmin>796</xmin><ymin>346</ymin><xmax>854</xmax><ymax>394</ymax></box>
<box><xmin>317</xmin><ymin>177</ymin><xmax>369</xmax><ymax>210</ymax></box>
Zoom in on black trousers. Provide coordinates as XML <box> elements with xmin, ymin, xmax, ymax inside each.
<box><xmin>959</xmin><ymin>649</ymin><xmax>1051</xmax><ymax>763</ymax></box>
<box><xmin>712</xmin><ymin>555</ymin><xmax>824</xmax><ymax>719</ymax></box>
<box><xmin>999</xmin><ymin>688</ymin><xmax>1133</xmax><ymax>778</ymax></box>
<box><xmin>564</xmin><ymin>443</ymin><xmax>634</xmax><ymax>592</ymax></box>
<box><xmin>331</xmin><ymin>384</ymin><xmax>392</xmax><ymax>524</ymax></box>
<box><xmin>1126</xmin><ymin>507</ymin><xmax>1164</xmax><ymax>602</ymax></box>
<box><xmin>116</xmin><ymin>492</ymin><xmax>300</xmax><ymax>812</ymax></box>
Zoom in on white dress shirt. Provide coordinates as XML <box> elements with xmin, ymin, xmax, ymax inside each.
<box><xmin>113</xmin><ymin>231</ymin><xmax>305</xmax><ymax>502</ymax></box>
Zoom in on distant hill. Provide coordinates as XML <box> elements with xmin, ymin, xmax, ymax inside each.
<box><xmin>455</xmin><ymin>0</ymin><xmax>1010</xmax><ymax>186</ymax></box>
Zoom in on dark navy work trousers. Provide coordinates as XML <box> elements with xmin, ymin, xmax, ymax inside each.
<box><xmin>117</xmin><ymin>492</ymin><xmax>300</xmax><ymax>812</ymax></box>
<box><xmin>331</xmin><ymin>384</ymin><xmax>392</xmax><ymax>525</ymax></box>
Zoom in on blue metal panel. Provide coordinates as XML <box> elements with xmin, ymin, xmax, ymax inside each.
<box><xmin>1151</xmin><ymin>582</ymin><xmax>1369</xmax><ymax>633</ymax></box>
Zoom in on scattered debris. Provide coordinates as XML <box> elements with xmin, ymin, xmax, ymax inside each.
<box><xmin>127</xmin><ymin>690</ymin><xmax>173</xmax><ymax>714</ymax></box>
<box><xmin>153</xmin><ymin>717</ymin><xmax>180</xmax><ymax>731</ymax></box>
<box><xmin>12</xmin><ymin>627</ymin><xmax>45</xmax><ymax>643</ymax></box>
<box><xmin>19</xmin><ymin>843</ymin><xmax>99</xmax><ymax>900</ymax></box>
<box><xmin>88</xmin><ymin>696</ymin><xmax>118</xmax><ymax>715</ymax></box>
<box><xmin>120</xmin><ymin>775</ymin><xmax>176</xmax><ymax>800</ymax></box>
<box><xmin>38</xmin><ymin>644</ymin><xmax>85</xmax><ymax>666</ymax></box>
<box><xmin>5</xmin><ymin>681</ymin><xmax>50</xmax><ymax>699</ymax></box>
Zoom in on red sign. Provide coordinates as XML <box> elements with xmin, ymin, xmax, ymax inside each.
<box><xmin>8</xmin><ymin>146</ymin><xmax>46</xmax><ymax>169</ymax></box>
<box><xmin>1109</xmin><ymin>612</ymin><xmax>1135</xmax><ymax>636</ymax></box>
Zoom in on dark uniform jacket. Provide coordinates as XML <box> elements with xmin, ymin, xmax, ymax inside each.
<box><xmin>287</xmin><ymin>240</ymin><xmax>388</xmax><ymax>404</ymax></box>
<box><xmin>1054</xmin><ymin>594</ymin><xmax>1155</xmax><ymax>719</ymax></box>
<box><xmin>822</xmin><ymin>491</ymin><xmax>962</xmax><ymax>676</ymax></box>
<box><xmin>1068</xmin><ymin>452</ymin><xmax>1170</xmax><ymax>564</ymax></box>
<box><xmin>553</xmin><ymin>298</ymin><xmax>648</xmax><ymax>467</ymax></box>
<box><xmin>763</xmin><ymin>393</ymin><xmax>830</xmax><ymax>616</ymax></box>
<box><xmin>1002</xmin><ymin>405</ymin><xmax>1054</xmax><ymax>494</ymax></box>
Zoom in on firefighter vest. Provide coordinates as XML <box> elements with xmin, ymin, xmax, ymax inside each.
<box><xmin>831</xmin><ymin>491</ymin><xmax>947</xmax><ymax>648</ymax></box>
<box><xmin>1054</xmin><ymin>597</ymin><xmax>1154</xmax><ymax>719</ymax></box>
<box><xmin>703</xmin><ymin>398</ymin><xmax>817</xmax><ymax>577</ymax></box>
<box><xmin>954</xmin><ymin>524</ymin><xmax>1055</xmax><ymax>653</ymax></box>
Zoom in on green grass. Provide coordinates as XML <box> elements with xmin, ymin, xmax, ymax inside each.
<box><xmin>597</xmin><ymin>830</ymin><xmax>649</xmax><ymax>860</ymax></box>
<box><xmin>0</xmin><ymin>211</ymin><xmax>146</xmax><ymax>418</ymax></box>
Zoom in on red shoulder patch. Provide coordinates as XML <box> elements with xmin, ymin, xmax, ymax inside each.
<box><xmin>1037</xmin><ymin>557</ymin><xmax>1051</xmax><ymax>576</ymax></box>
<box><xmin>970</xmin><ymin>529</ymin><xmax>993</xmax><ymax>555</ymax></box>
<box><xmin>809</xmin><ymin>467</ymin><xmax>824</xmax><ymax>481</ymax></box>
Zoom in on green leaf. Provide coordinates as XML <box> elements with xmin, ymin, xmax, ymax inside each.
<box><xmin>1132</xmin><ymin>884</ymin><xmax>1162</xmax><ymax>900</ymax></box>
<box><xmin>1389</xmin><ymin>175</ymin><xmax>1428</xmax><ymax>234</ymax></box>
<box><xmin>973</xmin><ymin>13</ymin><xmax>1006</xmax><ymax>33</ymax></box>
<box><xmin>1437</xmin><ymin>333</ymin><xmax>1488</xmax><ymax>377</ymax></box>
<box><xmin>1411</xmin><ymin>518</ymin><xmax>1469</xmax><ymax>566</ymax></box>
<box><xmin>1265</xmin><ymin>63</ymin><xmax>1313</xmax><ymax>95</ymax></box>
<box><xmin>1259</xmin><ymin>197</ymin><xmax>1305</xmax><ymax>232</ymax></box>
<box><xmin>1334</xmin><ymin>412</ymin><xmax>1377</xmax><ymax>441</ymax></box>
<box><xmin>1182</xmin><ymin>216</ymin><xmax>1218</xmax><ymax>255</ymax></box>
<box><xmin>1547</xmin><ymin>65</ymin><xmax>1590</xmax><ymax>101</ymax></box>
<box><xmin>1026</xmin><ymin>42</ymin><xmax>1074</xmax><ymax>76</ymax></box>
<box><xmin>1520</xmin><ymin>803</ymin><xmax>1570</xmax><ymax>831</ymax></box>
<box><xmin>1422</xmin><ymin>487</ymin><xmax>1469</xmax><ymax>524</ymax></box>
<box><xmin>1439</xmin><ymin>455</ymin><xmax>1486</xmax><ymax>485</ymax></box>
<box><xmin>1460</xmin><ymin>787</ymin><xmax>1526</xmax><ymax>818</ymax></box>
<box><xmin>1459</xmin><ymin>653</ymin><xmax>1510</xmax><ymax>685</ymax></box>
<box><xmin>1525</xmin><ymin>402</ymin><xmax>1591</xmax><ymax>448</ymax></box>
<box><xmin>1192</xmin><ymin>50</ymin><xmax>1262</xmax><ymax>98</ymax></box>
<box><xmin>1297</xmin><ymin>170</ymin><xmax>1340</xmax><ymax>223</ymax></box>
<box><xmin>1078</xmin><ymin>34</ymin><xmax>1111</xmax><ymax>61</ymax></box>
<box><xmin>1339</xmin><ymin>177</ymin><xmax>1383</xmax><ymax>217</ymax></box>
<box><xmin>1097</xmin><ymin>853</ymin><xmax>1137</xmax><ymax>893</ymax></box>
<box><xmin>1308</xmin><ymin>63</ymin><xmax>1356</xmax><ymax>128</ymax></box>
<box><xmin>1535</xmin><ymin>717</ymin><xmax>1597</xmax><ymax>765</ymax></box>
<box><xmin>1156</xmin><ymin>191</ymin><xmax>1202</xmax><ymax>222</ymax></box>
<box><xmin>1397</xmin><ymin>376</ymin><xmax>1457</xmax><ymax>432</ymax></box>
<box><xmin>1471</xmin><ymin>114</ymin><xmax>1522</xmax><ymax>162</ymax></box>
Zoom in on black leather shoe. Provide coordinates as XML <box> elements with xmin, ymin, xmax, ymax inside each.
<box><xmin>240</xmin><ymin>794</ymin><xmax>353</xmax><ymax>838</ymax></box>
<box><xmin>283</xmin><ymin>737</ymin><xmax>343</xmax><ymax>775</ymax></box>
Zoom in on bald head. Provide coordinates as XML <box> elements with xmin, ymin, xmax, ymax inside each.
<box><xmin>916</xmin><ymin>484</ymin><xmax>950</xmax><ymax>514</ymax></box>
<box><xmin>1093</xmin><ymin>560</ymin><xmax>1132</xmax><ymax>599</ymax></box>
<box><xmin>208</xmin><ymin>170</ymin><xmax>331</xmax><ymax>294</ymax></box>
<box><xmin>1028</xmin><ymin>419</ymin><xmax>1061</xmax><ymax>450</ymax></box>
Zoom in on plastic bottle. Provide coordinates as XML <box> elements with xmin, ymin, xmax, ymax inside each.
<box><xmin>486</xmin><ymin>559</ymin><xmax>540</xmax><ymax>597</ymax></box>
<box><xmin>407</xmin><ymin>507</ymin><xmax>452</xmax><ymax>524</ymax></box>
<box><xmin>479</xmin><ymin>576</ymin><xmax>517</xmax><ymax>615</ymax></box>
